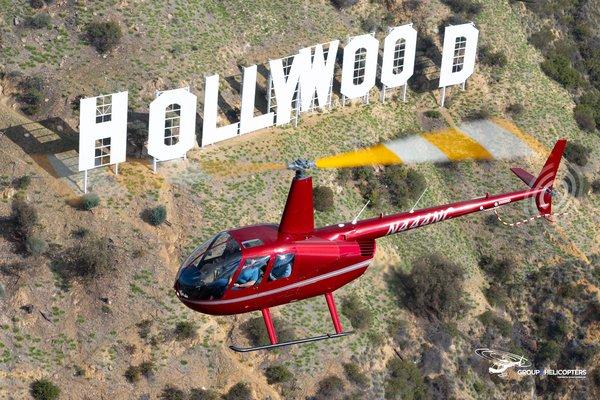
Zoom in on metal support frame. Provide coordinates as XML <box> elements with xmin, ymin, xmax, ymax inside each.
<box><xmin>325</xmin><ymin>292</ymin><xmax>343</xmax><ymax>334</ymax></box>
<box><xmin>261</xmin><ymin>308</ymin><xmax>278</xmax><ymax>345</ymax></box>
<box><xmin>380</xmin><ymin>84</ymin><xmax>387</xmax><ymax>103</ymax></box>
<box><xmin>83</xmin><ymin>170</ymin><xmax>88</xmax><ymax>194</ymax></box>
<box><xmin>152</xmin><ymin>158</ymin><xmax>157</xmax><ymax>174</ymax></box>
<box><xmin>403</xmin><ymin>84</ymin><xmax>408</xmax><ymax>103</ymax></box>
<box><xmin>440</xmin><ymin>86</ymin><xmax>446</xmax><ymax>107</ymax></box>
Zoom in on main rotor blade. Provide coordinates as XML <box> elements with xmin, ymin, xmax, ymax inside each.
<box><xmin>315</xmin><ymin>118</ymin><xmax>536</xmax><ymax>169</ymax></box>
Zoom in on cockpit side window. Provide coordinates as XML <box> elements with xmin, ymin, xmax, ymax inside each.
<box><xmin>234</xmin><ymin>256</ymin><xmax>270</xmax><ymax>289</ymax></box>
<box><xmin>269</xmin><ymin>253</ymin><xmax>294</xmax><ymax>281</ymax></box>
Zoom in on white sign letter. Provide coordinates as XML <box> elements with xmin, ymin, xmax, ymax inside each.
<box><xmin>78</xmin><ymin>91</ymin><xmax>128</xmax><ymax>171</ymax></box>
<box><xmin>148</xmin><ymin>88</ymin><xmax>197</xmax><ymax>161</ymax></box>
<box><xmin>298</xmin><ymin>40</ymin><xmax>339</xmax><ymax>111</ymax></box>
<box><xmin>202</xmin><ymin>74</ymin><xmax>239</xmax><ymax>147</ymax></box>
<box><xmin>269</xmin><ymin>52</ymin><xmax>309</xmax><ymax>126</ymax></box>
<box><xmin>341</xmin><ymin>34</ymin><xmax>379</xmax><ymax>100</ymax></box>
<box><xmin>240</xmin><ymin>65</ymin><xmax>274</xmax><ymax>135</ymax></box>
<box><xmin>439</xmin><ymin>23</ymin><xmax>479</xmax><ymax>88</ymax></box>
<box><xmin>381</xmin><ymin>24</ymin><xmax>417</xmax><ymax>89</ymax></box>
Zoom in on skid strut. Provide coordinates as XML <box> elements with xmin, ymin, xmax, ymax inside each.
<box><xmin>230</xmin><ymin>292</ymin><xmax>353</xmax><ymax>352</ymax></box>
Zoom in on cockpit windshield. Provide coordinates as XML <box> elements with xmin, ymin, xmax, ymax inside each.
<box><xmin>176</xmin><ymin>232</ymin><xmax>242</xmax><ymax>300</ymax></box>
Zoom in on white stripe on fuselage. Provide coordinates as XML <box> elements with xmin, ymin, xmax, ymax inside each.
<box><xmin>182</xmin><ymin>259</ymin><xmax>372</xmax><ymax>306</ymax></box>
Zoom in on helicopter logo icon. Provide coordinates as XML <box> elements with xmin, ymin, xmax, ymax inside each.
<box><xmin>475</xmin><ymin>348</ymin><xmax>532</xmax><ymax>378</ymax></box>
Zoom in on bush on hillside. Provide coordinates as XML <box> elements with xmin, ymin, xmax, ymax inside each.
<box><xmin>18</xmin><ymin>76</ymin><xmax>44</xmax><ymax>115</ymax></box>
<box><xmin>128</xmin><ymin>120</ymin><xmax>147</xmax><ymax>157</ymax></box>
<box><xmin>385</xmin><ymin>358</ymin><xmax>427</xmax><ymax>400</ymax></box>
<box><xmin>343</xmin><ymin>362</ymin><xmax>370</xmax><ymax>387</ymax></box>
<box><xmin>564</xmin><ymin>142</ymin><xmax>591</xmax><ymax>166</ymax></box>
<box><xmin>86</xmin><ymin>21</ymin><xmax>122</xmax><ymax>53</ymax></box>
<box><xmin>58</xmin><ymin>236</ymin><xmax>114</xmax><ymax>280</ymax></box>
<box><xmin>574</xmin><ymin>104</ymin><xmax>596</xmax><ymax>131</ymax></box>
<box><xmin>12</xmin><ymin>199</ymin><xmax>38</xmax><ymax>239</ymax></box>
<box><xmin>314</xmin><ymin>376</ymin><xmax>345</xmax><ymax>400</ymax></box>
<box><xmin>189</xmin><ymin>388</ymin><xmax>220</xmax><ymax>400</ymax></box>
<box><xmin>313</xmin><ymin>185</ymin><xmax>334</xmax><ymax>212</ymax></box>
<box><xmin>243</xmin><ymin>316</ymin><xmax>294</xmax><ymax>346</ymax></box>
<box><xmin>13</xmin><ymin>175</ymin><xmax>32</xmax><ymax>190</ymax></box>
<box><xmin>161</xmin><ymin>385</ymin><xmax>186</xmax><ymax>400</ymax></box>
<box><xmin>441</xmin><ymin>0</ymin><xmax>482</xmax><ymax>16</ymax></box>
<box><xmin>341</xmin><ymin>294</ymin><xmax>373</xmax><ymax>330</ymax></box>
<box><xmin>80</xmin><ymin>193</ymin><xmax>100</xmax><ymax>210</ymax></box>
<box><xmin>393</xmin><ymin>254</ymin><xmax>468</xmax><ymax>321</ymax></box>
<box><xmin>382</xmin><ymin>165</ymin><xmax>426</xmax><ymax>209</ymax></box>
<box><xmin>541</xmin><ymin>52</ymin><xmax>583</xmax><ymax>89</ymax></box>
<box><xmin>265</xmin><ymin>365</ymin><xmax>292</xmax><ymax>384</ymax></box>
<box><xmin>506</xmin><ymin>103</ymin><xmax>524</xmax><ymax>116</ymax></box>
<box><xmin>147</xmin><ymin>205</ymin><xmax>167</xmax><ymax>226</ymax></box>
<box><xmin>30</xmin><ymin>379</ymin><xmax>60</xmax><ymax>400</ymax></box>
<box><xmin>529</xmin><ymin>27</ymin><xmax>555</xmax><ymax>52</ymax></box>
<box><xmin>479</xmin><ymin>46</ymin><xmax>508</xmax><ymax>68</ymax></box>
<box><xmin>223</xmin><ymin>382</ymin><xmax>252</xmax><ymax>400</ymax></box>
<box><xmin>174</xmin><ymin>320</ymin><xmax>197</xmax><ymax>341</ymax></box>
<box><xmin>26</xmin><ymin>235</ymin><xmax>47</xmax><ymax>256</ymax></box>
<box><xmin>331</xmin><ymin>0</ymin><xmax>359</xmax><ymax>9</ymax></box>
<box><xmin>29</xmin><ymin>0</ymin><xmax>44</xmax><ymax>9</ymax></box>
<box><xmin>27</xmin><ymin>13</ymin><xmax>51</xmax><ymax>29</ymax></box>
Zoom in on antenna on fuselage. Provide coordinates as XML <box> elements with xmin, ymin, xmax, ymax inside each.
<box><xmin>352</xmin><ymin>200</ymin><xmax>370</xmax><ymax>225</ymax></box>
<box><xmin>409</xmin><ymin>187</ymin><xmax>428</xmax><ymax>214</ymax></box>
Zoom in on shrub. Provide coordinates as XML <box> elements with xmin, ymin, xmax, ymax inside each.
<box><xmin>174</xmin><ymin>320</ymin><xmax>197</xmax><ymax>340</ymax></box>
<box><xmin>564</xmin><ymin>142</ymin><xmax>591</xmax><ymax>167</ymax></box>
<box><xmin>124</xmin><ymin>365</ymin><xmax>141</xmax><ymax>383</ymax></box>
<box><xmin>441</xmin><ymin>0</ymin><xmax>482</xmax><ymax>16</ymax></box>
<box><xmin>161</xmin><ymin>385</ymin><xmax>186</xmax><ymax>400</ymax></box>
<box><xmin>223</xmin><ymin>382</ymin><xmax>252</xmax><ymax>400</ymax></box>
<box><xmin>424</xmin><ymin>109</ymin><xmax>442</xmax><ymax>119</ymax></box>
<box><xmin>12</xmin><ymin>199</ymin><xmax>38</xmax><ymax>239</ymax></box>
<box><xmin>26</xmin><ymin>235</ymin><xmax>47</xmax><ymax>256</ymax></box>
<box><xmin>466</xmin><ymin>107</ymin><xmax>491</xmax><ymax>120</ymax></box>
<box><xmin>385</xmin><ymin>359</ymin><xmax>427</xmax><ymax>400</ymax></box>
<box><xmin>383</xmin><ymin>166</ymin><xmax>426</xmax><ymax>209</ymax></box>
<box><xmin>529</xmin><ymin>27</ymin><xmax>555</xmax><ymax>52</ymax></box>
<box><xmin>478</xmin><ymin>255</ymin><xmax>517</xmax><ymax>284</ymax></box>
<box><xmin>147</xmin><ymin>205</ymin><xmax>167</xmax><ymax>226</ymax></box>
<box><xmin>86</xmin><ymin>21</ymin><xmax>122</xmax><ymax>53</ymax></box>
<box><xmin>137</xmin><ymin>319</ymin><xmax>153</xmax><ymax>339</ymax></box>
<box><xmin>313</xmin><ymin>185</ymin><xmax>334</xmax><ymax>212</ymax></box>
<box><xmin>265</xmin><ymin>365</ymin><xmax>292</xmax><ymax>384</ymax></box>
<box><xmin>579</xmin><ymin>90</ymin><xmax>600</xmax><ymax>127</ymax></box>
<box><xmin>393</xmin><ymin>254</ymin><xmax>467</xmax><ymax>320</ymax></box>
<box><xmin>315</xmin><ymin>376</ymin><xmax>345</xmax><ymax>400</ymax></box>
<box><xmin>541</xmin><ymin>53</ymin><xmax>583</xmax><ymax>89</ymax></box>
<box><xmin>506</xmin><ymin>103</ymin><xmax>524</xmax><ymax>116</ymax></box>
<box><xmin>479</xmin><ymin>46</ymin><xmax>508</xmax><ymax>68</ymax></box>
<box><xmin>138</xmin><ymin>360</ymin><xmax>154</xmax><ymax>378</ymax></box>
<box><xmin>535</xmin><ymin>340</ymin><xmax>561</xmax><ymax>364</ymax></box>
<box><xmin>27</xmin><ymin>13</ymin><xmax>51</xmax><ymax>29</ymax></box>
<box><xmin>343</xmin><ymin>362</ymin><xmax>369</xmax><ymax>387</ymax></box>
<box><xmin>190</xmin><ymin>388</ymin><xmax>220</xmax><ymax>400</ymax></box>
<box><xmin>29</xmin><ymin>0</ymin><xmax>44</xmax><ymax>9</ymax></box>
<box><xmin>341</xmin><ymin>294</ymin><xmax>373</xmax><ymax>330</ymax></box>
<box><xmin>30</xmin><ymin>379</ymin><xmax>60</xmax><ymax>400</ymax></box>
<box><xmin>13</xmin><ymin>175</ymin><xmax>32</xmax><ymax>189</ymax></box>
<box><xmin>573</xmin><ymin>104</ymin><xmax>596</xmax><ymax>131</ymax></box>
<box><xmin>592</xmin><ymin>179</ymin><xmax>600</xmax><ymax>194</ymax></box>
<box><xmin>331</xmin><ymin>0</ymin><xmax>358</xmax><ymax>9</ymax></box>
<box><xmin>18</xmin><ymin>76</ymin><xmax>44</xmax><ymax>115</ymax></box>
<box><xmin>59</xmin><ymin>236</ymin><xmax>113</xmax><ymax>280</ymax></box>
<box><xmin>479</xmin><ymin>310</ymin><xmax>512</xmax><ymax>336</ymax></box>
<box><xmin>80</xmin><ymin>193</ymin><xmax>100</xmax><ymax>210</ymax></box>
<box><xmin>128</xmin><ymin>120</ymin><xmax>147</xmax><ymax>157</ymax></box>
<box><xmin>243</xmin><ymin>317</ymin><xmax>294</xmax><ymax>346</ymax></box>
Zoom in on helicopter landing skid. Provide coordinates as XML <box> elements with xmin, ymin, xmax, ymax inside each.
<box><xmin>229</xmin><ymin>331</ymin><xmax>354</xmax><ymax>353</ymax></box>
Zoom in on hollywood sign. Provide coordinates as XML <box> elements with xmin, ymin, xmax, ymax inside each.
<box><xmin>79</xmin><ymin>23</ymin><xmax>478</xmax><ymax>192</ymax></box>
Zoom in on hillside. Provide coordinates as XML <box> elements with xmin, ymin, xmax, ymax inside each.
<box><xmin>1</xmin><ymin>1</ymin><xmax>599</xmax><ymax>399</ymax></box>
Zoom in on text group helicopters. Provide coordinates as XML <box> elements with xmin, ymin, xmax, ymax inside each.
<box><xmin>173</xmin><ymin>138</ymin><xmax>567</xmax><ymax>352</ymax></box>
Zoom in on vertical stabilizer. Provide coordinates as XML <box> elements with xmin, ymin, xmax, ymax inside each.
<box><xmin>278</xmin><ymin>174</ymin><xmax>314</xmax><ymax>237</ymax></box>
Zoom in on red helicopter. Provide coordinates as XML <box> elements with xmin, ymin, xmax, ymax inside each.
<box><xmin>174</xmin><ymin>139</ymin><xmax>567</xmax><ymax>352</ymax></box>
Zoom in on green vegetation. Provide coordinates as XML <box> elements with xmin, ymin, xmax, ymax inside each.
<box><xmin>147</xmin><ymin>205</ymin><xmax>167</xmax><ymax>226</ymax></box>
<box><xmin>80</xmin><ymin>193</ymin><xmax>100</xmax><ymax>210</ymax></box>
<box><xmin>393</xmin><ymin>254</ymin><xmax>468</xmax><ymax>321</ymax></box>
<box><xmin>441</xmin><ymin>0</ymin><xmax>482</xmax><ymax>16</ymax></box>
<box><xmin>564</xmin><ymin>142</ymin><xmax>591</xmax><ymax>167</ymax></box>
<box><xmin>385</xmin><ymin>359</ymin><xmax>427</xmax><ymax>400</ymax></box>
<box><xmin>424</xmin><ymin>109</ymin><xmax>442</xmax><ymax>119</ymax></box>
<box><xmin>30</xmin><ymin>379</ymin><xmax>60</xmax><ymax>400</ymax></box>
<box><xmin>243</xmin><ymin>317</ymin><xmax>293</xmax><ymax>346</ymax></box>
<box><xmin>11</xmin><ymin>199</ymin><xmax>38</xmax><ymax>239</ymax></box>
<box><xmin>27</xmin><ymin>13</ymin><xmax>52</xmax><ymax>29</ymax></box>
<box><xmin>313</xmin><ymin>185</ymin><xmax>334</xmax><ymax>212</ymax></box>
<box><xmin>189</xmin><ymin>388</ymin><xmax>220</xmax><ymax>400</ymax></box>
<box><xmin>18</xmin><ymin>76</ymin><xmax>44</xmax><ymax>115</ymax></box>
<box><xmin>161</xmin><ymin>385</ymin><xmax>186</xmax><ymax>400</ymax></box>
<box><xmin>174</xmin><ymin>321</ymin><xmax>197</xmax><ymax>341</ymax></box>
<box><xmin>314</xmin><ymin>375</ymin><xmax>345</xmax><ymax>400</ymax></box>
<box><xmin>343</xmin><ymin>362</ymin><xmax>369</xmax><ymax>388</ymax></box>
<box><xmin>341</xmin><ymin>293</ymin><xmax>373</xmax><ymax>330</ymax></box>
<box><xmin>13</xmin><ymin>175</ymin><xmax>32</xmax><ymax>190</ymax></box>
<box><xmin>85</xmin><ymin>21</ymin><xmax>123</xmax><ymax>54</ymax></box>
<box><xmin>540</xmin><ymin>53</ymin><xmax>583</xmax><ymax>89</ymax></box>
<box><xmin>479</xmin><ymin>46</ymin><xmax>508</xmax><ymax>68</ymax></box>
<box><xmin>331</xmin><ymin>0</ymin><xmax>358</xmax><ymax>9</ymax></box>
<box><xmin>56</xmin><ymin>236</ymin><xmax>114</xmax><ymax>281</ymax></box>
<box><xmin>25</xmin><ymin>235</ymin><xmax>47</xmax><ymax>256</ymax></box>
<box><xmin>265</xmin><ymin>365</ymin><xmax>292</xmax><ymax>384</ymax></box>
<box><xmin>128</xmin><ymin>120</ymin><xmax>147</xmax><ymax>157</ymax></box>
<box><xmin>124</xmin><ymin>360</ymin><xmax>154</xmax><ymax>383</ymax></box>
<box><xmin>223</xmin><ymin>382</ymin><xmax>252</xmax><ymax>400</ymax></box>
<box><xmin>478</xmin><ymin>310</ymin><xmax>512</xmax><ymax>336</ymax></box>
<box><xmin>29</xmin><ymin>0</ymin><xmax>44</xmax><ymax>9</ymax></box>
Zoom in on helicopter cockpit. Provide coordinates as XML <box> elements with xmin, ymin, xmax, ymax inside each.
<box><xmin>175</xmin><ymin>232</ymin><xmax>242</xmax><ymax>300</ymax></box>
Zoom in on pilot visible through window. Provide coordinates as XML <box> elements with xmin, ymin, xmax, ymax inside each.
<box><xmin>269</xmin><ymin>253</ymin><xmax>294</xmax><ymax>281</ymax></box>
<box><xmin>234</xmin><ymin>256</ymin><xmax>270</xmax><ymax>288</ymax></box>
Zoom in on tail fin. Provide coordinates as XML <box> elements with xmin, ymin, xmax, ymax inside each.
<box><xmin>511</xmin><ymin>139</ymin><xmax>567</xmax><ymax>218</ymax></box>
<box><xmin>531</xmin><ymin>139</ymin><xmax>567</xmax><ymax>217</ymax></box>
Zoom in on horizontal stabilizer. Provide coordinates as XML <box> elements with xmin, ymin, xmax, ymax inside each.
<box><xmin>510</xmin><ymin>167</ymin><xmax>535</xmax><ymax>188</ymax></box>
